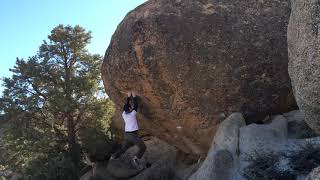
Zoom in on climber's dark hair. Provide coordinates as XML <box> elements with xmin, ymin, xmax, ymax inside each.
<box><xmin>123</xmin><ymin>104</ymin><xmax>130</xmax><ymax>113</ymax></box>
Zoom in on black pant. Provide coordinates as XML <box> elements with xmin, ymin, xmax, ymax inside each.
<box><xmin>113</xmin><ymin>131</ymin><xmax>146</xmax><ymax>159</ymax></box>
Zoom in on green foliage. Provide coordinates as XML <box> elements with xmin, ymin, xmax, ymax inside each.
<box><xmin>16</xmin><ymin>152</ymin><xmax>77</xmax><ymax>180</ymax></box>
<box><xmin>47</xmin><ymin>154</ymin><xmax>77</xmax><ymax>180</ymax></box>
<box><xmin>78</xmin><ymin>99</ymin><xmax>117</xmax><ymax>164</ymax></box>
<box><xmin>0</xmin><ymin>24</ymin><xmax>115</xmax><ymax>179</ymax></box>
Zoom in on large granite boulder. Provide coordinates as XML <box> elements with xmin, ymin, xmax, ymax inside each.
<box><xmin>102</xmin><ymin>0</ymin><xmax>294</xmax><ymax>153</ymax></box>
<box><xmin>288</xmin><ymin>0</ymin><xmax>320</xmax><ymax>134</ymax></box>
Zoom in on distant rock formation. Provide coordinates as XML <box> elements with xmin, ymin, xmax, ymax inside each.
<box><xmin>102</xmin><ymin>0</ymin><xmax>294</xmax><ymax>154</ymax></box>
<box><xmin>288</xmin><ymin>0</ymin><xmax>320</xmax><ymax>134</ymax></box>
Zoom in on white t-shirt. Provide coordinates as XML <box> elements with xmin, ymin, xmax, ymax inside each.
<box><xmin>122</xmin><ymin>110</ymin><xmax>139</xmax><ymax>132</ymax></box>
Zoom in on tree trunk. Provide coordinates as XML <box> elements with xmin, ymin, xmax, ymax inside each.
<box><xmin>65</xmin><ymin>59</ymin><xmax>80</xmax><ymax>179</ymax></box>
<box><xmin>67</xmin><ymin>115</ymin><xmax>80</xmax><ymax>180</ymax></box>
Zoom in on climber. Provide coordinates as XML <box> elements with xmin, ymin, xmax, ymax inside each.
<box><xmin>110</xmin><ymin>91</ymin><xmax>146</xmax><ymax>169</ymax></box>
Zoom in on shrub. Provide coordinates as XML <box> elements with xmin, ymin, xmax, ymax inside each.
<box><xmin>22</xmin><ymin>153</ymin><xmax>77</xmax><ymax>180</ymax></box>
<box><xmin>47</xmin><ymin>155</ymin><xmax>77</xmax><ymax>180</ymax></box>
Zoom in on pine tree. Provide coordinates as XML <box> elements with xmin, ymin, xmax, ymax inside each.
<box><xmin>0</xmin><ymin>25</ymin><xmax>114</xmax><ymax>179</ymax></box>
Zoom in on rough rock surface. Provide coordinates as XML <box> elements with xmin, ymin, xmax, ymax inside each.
<box><xmin>212</xmin><ymin>112</ymin><xmax>246</xmax><ymax>156</ymax></box>
<box><xmin>102</xmin><ymin>0</ymin><xmax>294</xmax><ymax>153</ymax></box>
<box><xmin>175</xmin><ymin>163</ymin><xmax>202</xmax><ymax>180</ymax></box>
<box><xmin>306</xmin><ymin>167</ymin><xmax>320</xmax><ymax>180</ymax></box>
<box><xmin>189</xmin><ymin>113</ymin><xmax>245</xmax><ymax>180</ymax></box>
<box><xmin>283</xmin><ymin>110</ymin><xmax>317</xmax><ymax>138</ymax></box>
<box><xmin>80</xmin><ymin>137</ymin><xmax>177</xmax><ymax>180</ymax></box>
<box><xmin>188</xmin><ymin>111</ymin><xmax>320</xmax><ymax>180</ymax></box>
<box><xmin>129</xmin><ymin>137</ymin><xmax>177</xmax><ymax>180</ymax></box>
<box><xmin>189</xmin><ymin>149</ymin><xmax>234</xmax><ymax>180</ymax></box>
<box><xmin>80</xmin><ymin>162</ymin><xmax>116</xmax><ymax>180</ymax></box>
<box><xmin>239</xmin><ymin>115</ymin><xmax>288</xmax><ymax>155</ymax></box>
<box><xmin>129</xmin><ymin>151</ymin><xmax>176</xmax><ymax>180</ymax></box>
<box><xmin>288</xmin><ymin>0</ymin><xmax>320</xmax><ymax>134</ymax></box>
<box><xmin>109</xmin><ymin>137</ymin><xmax>177</xmax><ymax>179</ymax></box>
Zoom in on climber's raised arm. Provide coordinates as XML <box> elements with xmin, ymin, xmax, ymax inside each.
<box><xmin>132</xmin><ymin>91</ymin><xmax>138</xmax><ymax>111</ymax></box>
<box><xmin>125</xmin><ymin>91</ymin><xmax>131</xmax><ymax>104</ymax></box>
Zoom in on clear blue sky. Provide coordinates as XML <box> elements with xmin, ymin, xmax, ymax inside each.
<box><xmin>0</xmin><ymin>0</ymin><xmax>147</xmax><ymax>94</ymax></box>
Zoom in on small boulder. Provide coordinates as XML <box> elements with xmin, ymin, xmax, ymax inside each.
<box><xmin>129</xmin><ymin>137</ymin><xmax>177</xmax><ymax>180</ymax></box>
<box><xmin>212</xmin><ymin>112</ymin><xmax>246</xmax><ymax>156</ymax></box>
<box><xmin>306</xmin><ymin>167</ymin><xmax>320</xmax><ymax>180</ymax></box>
<box><xmin>189</xmin><ymin>149</ymin><xmax>233</xmax><ymax>180</ymax></box>
<box><xmin>80</xmin><ymin>162</ymin><xmax>116</xmax><ymax>180</ymax></box>
<box><xmin>239</xmin><ymin>115</ymin><xmax>288</xmax><ymax>155</ymax></box>
<box><xmin>283</xmin><ymin>110</ymin><xmax>317</xmax><ymax>138</ymax></box>
<box><xmin>189</xmin><ymin>113</ymin><xmax>245</xmax><ymax>180</ymax></box>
